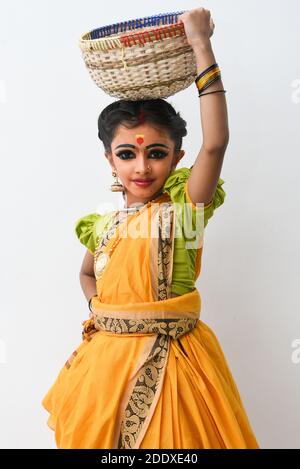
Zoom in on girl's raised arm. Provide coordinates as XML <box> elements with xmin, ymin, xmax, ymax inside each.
<box><xmin>178</xmin><ymin>8</ymin><xmax>229</xmax><ymax>206</ymax></box>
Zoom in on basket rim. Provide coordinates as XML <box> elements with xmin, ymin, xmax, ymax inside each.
<box><xmin>79</xmin><ymin>10</ymin><xmax>187</xmax><ymax>51</ymax></box>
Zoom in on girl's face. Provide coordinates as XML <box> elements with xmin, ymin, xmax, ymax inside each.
<box><xmin>105</xmin><ymin>123</ymin><xmax>184</xmax><ymax>207</ymax></box>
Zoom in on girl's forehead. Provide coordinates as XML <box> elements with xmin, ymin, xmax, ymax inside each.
<box><xmin>114</xmin><ymin>124</ymin><xmax>169</xmax><ymax>139</ymax></box>
<box><xmin>111</xmin><ymin>125</ymin><xmax>173</xmax><ymax>150</ymax></box>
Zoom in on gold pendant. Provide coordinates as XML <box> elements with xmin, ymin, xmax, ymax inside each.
<box><xmin>94</xmin><ymin>252</ymin><xmax>109</xmax><ymax>280</ymax></box>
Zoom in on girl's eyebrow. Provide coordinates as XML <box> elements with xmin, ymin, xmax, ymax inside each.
<box><xmin>114</xmin><ymin>143</ymin><xmax>170</xmax><ymax>150</ymax></box>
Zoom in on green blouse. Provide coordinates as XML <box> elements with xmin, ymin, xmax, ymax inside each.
<box><xmin>75</xmin><ymin>167</ymin><xmax>226</xmax><ymax>296</ymax></box>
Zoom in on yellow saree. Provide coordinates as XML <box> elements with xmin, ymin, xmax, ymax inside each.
<box><xmin>42</xmin><ymin>183</ymin><xmax>259</xmax><ymax>449</ymax></box>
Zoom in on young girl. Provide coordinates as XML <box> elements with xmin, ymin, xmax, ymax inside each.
<box><xmin>42</xmin><ymin>9</ymin><xmax>259</xmax><ymax>449</ymax></box>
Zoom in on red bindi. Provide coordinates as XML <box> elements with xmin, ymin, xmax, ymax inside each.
<box><xmin>135</xmin><ymin>134</ymin><xmax>144</xmax><ymax>145</ymax></box>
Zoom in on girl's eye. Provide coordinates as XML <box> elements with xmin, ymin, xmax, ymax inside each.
<box><xmin>115</xmin><ymin>150</ymin><xmax>168</xmax><ymax>160</ymax></box>
<box><xmin>115</xmin><ymin>151</ymin><xmax>134</xmax><ymax>160</ymax></box>
<box><xmin>149</xmin><ymin>150</ymin><xmax>168</xmax><ymax>159</ymax></box>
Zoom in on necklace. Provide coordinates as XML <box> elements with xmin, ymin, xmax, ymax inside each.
<box><xmin>122</xmin><ymin>189</ymin><xmax>165</xmax><ymax>212</ymax></box>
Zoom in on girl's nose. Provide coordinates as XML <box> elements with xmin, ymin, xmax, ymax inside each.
<box><xmin>135</xmin><ymin>154</ymin><xmax>151</xmax><ymax>172</ymax></box>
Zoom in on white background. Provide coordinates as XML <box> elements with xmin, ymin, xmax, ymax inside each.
<box><xmin>0</xmin><ymin>0</ymin><xmax>299</xmax><ymax>449</ymax></box>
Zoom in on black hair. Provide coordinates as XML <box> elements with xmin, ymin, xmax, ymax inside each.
<box><xmin>97</xmin><ymin>99</ymin><xmax>187</xmax><ymax>154</ymax></box>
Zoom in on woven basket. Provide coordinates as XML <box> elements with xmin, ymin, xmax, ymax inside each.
<box><xmin>78</xmin><ymin>11</ymin><xmax>199</xmax><ymax>100</ymax></box>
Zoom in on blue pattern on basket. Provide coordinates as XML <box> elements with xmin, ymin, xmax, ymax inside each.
<box><xmin>90</xmin><ymin>11</ymin><xmax>186</xmax><ymax>40</ymax></box>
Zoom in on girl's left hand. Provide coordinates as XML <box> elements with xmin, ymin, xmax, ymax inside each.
<box><xmin>178</xmin><ymin>8</ymin><xmax>215</xmax><ymax>48</ymax></box>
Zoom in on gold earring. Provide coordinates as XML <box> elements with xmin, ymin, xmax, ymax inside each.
<box><xmin>110</xmin><ymin>171</ymin><xmax>124</xmax><ymax>192</ymax></box>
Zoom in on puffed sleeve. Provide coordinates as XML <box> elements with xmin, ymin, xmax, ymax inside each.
<box><xmin>163</xmin><ymin>166</ymin><xmax>226</xmax><ymax>228</ymax></box>
<box><xmin>75</xmin><ymin>212</ymin><xmax>114</xmax><ymax>254</ymax></box>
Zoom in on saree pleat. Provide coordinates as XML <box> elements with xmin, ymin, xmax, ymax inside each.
<box><xmin>140</xmin><ymin>322</ymin><xmax>258</xmax><ymax>449</ymax></box>
<box><xmin>42</xmin><ymin>193</ymin><xmax>259</xmax><ymax>449</ymax></box>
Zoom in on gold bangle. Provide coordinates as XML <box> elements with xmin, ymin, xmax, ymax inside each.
<box><xmin>196</xmin><ymin>71</ymin><xmax>221</xmax><ymax>91</ymax></box>
<box><xmin>196</xmin><ymin>67</ymin><xmax>221</xmax><ymax>90</ymax></box>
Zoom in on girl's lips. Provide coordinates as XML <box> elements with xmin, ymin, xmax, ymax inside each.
<box><xmin>133</xmin><ymin>180</ymin><xmax>154</xmax><ymax>187</ymax></box>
